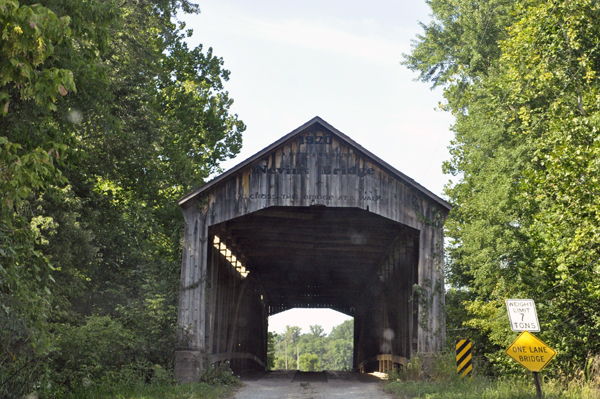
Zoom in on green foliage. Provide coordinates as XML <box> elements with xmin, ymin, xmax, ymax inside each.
<box><xmin>388</xmin><ymin>356</ymin><xmax>425</xmax><ymax>382</ymax></box>
<box><xmin>324</xmin><ymin>339</ymin><xmax>353</xmax><ymax>371</ymax></box>
<box><xmin>48</xmin><ymin>316</ymin><xmax>136</xmax><ymax>390</ymax></box>
<box><xmin>0</xmin><ymin>4</ymin><xmax>72</xmax><ymax>359</ymax></box>
<box><xmin>403</xmin><ymin>0</ymin><xmax>515</xmax><ymax>90</ymax></box>
<box><xmin>0</xmin><ymin>0</ymin><xmax>244</xmax><ymax>396</ymax></box>
<box><xmin>199</xmin><ymin>362</ymin><xmax>239</xmax><ymax>386</ymax></box>
<box><xmin>271</xmin><ymin>320</ymin><xmax>354</xmax><ymax>371</ymax></box>
<box><xmin>299</xmin><ymin>353</ymin><xmax>320</xmax><ymax>372</ymax></box>
<box><xmin>266</xmin><ymin>332</ymin><xmax>277</xmax><ymax>371</ymax></box>
<box><xmin>330</xmin><ymin>319</ymin><xmax>353</xmax><ymax>341</ymax></box>
<box><xmin>407</xmin><ymin>0</ymin><xmax>600</xmax><ymax>375</ymax></box>
<box><xmin>0</xmin><ymin>0</ymin><xmax>75</xmax><ymax>114</ymax></box>
<box><xmin>284</xmin><ymin>325</ymin><xmax>302</xmax><ymax>344</ymax></box>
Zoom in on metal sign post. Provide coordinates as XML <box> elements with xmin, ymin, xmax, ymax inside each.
<box><xmin>505</xmin><ymin>331</ymin><xmax>556</xmax><ymax>399</ymax></box>
<box><xmin>533</xmin><ymin>372</ymin><xmax>543</xmax><ymax>399</ymax></box>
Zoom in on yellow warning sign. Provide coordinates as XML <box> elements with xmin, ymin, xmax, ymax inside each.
<box><xmin>505</xmin><ymin>331</ymin><xmax>557</xmax><ymax>372</ymax></box>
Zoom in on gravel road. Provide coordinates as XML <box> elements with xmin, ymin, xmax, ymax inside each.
<box><xmin>233</xmin><ymin>371</ymin><xmax>394</xmax><ymax>399</ymax></box>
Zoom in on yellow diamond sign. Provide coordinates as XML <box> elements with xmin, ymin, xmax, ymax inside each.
<box><xmin>505</xmin><ymin>331</ymin><xmax>557</xmax><ymax>372</ymax></box>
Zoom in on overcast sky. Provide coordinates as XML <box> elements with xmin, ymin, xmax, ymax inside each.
<box><xmin>181</xmin><ymin>0</ymin><xmax>454</xmax><ymax>335</ymax></box>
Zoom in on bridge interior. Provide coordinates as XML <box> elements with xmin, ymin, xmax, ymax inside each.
<box><xmin>205</xmin><ymin>206</ymin><xmax>420</xmax><ymax>373</ymax></box>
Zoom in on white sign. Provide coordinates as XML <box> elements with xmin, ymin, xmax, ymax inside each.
<box><xmin>505</xmin><ymin>299</ymin><xmax>540</xmax><ymax>332</ymax></box>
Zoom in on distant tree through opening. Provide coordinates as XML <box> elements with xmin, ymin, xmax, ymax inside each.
<box><xmin>268</xmin><ymin>308</ymin><xmax>354</xmax><ymax>371</ymax></box>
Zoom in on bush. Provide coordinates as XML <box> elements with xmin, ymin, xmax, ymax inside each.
<box><xmin>47</xmin><ymin>315</ymin><xmax>136</xmax><ymax>389</ymax></box>
<box><xmin>387</xmin><ymin>356</ymin><xmax>425</xmax><ymax>382</ymax></box>
<box><xmin>0</xmin><ymin>307</ymin><xmax>47</xmax><ymax>399</ymax></box>
<box><xmin>200</xmin><ymin>362</ymin><xmax>239</xmax><ymax>385</ymax></box>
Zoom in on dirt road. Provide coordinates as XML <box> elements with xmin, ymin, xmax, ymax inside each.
<box><xmin>234</xmin><ymin>370</ymin><xmax>393</xmax><ymax>399</ymax></box>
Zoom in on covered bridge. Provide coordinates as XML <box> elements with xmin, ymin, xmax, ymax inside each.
<box><xmin>174</xmin><ymin>117</ymin><xmax>451</xmax><ymax>382</ymax></box>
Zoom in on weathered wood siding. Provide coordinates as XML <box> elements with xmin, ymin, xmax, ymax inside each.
<box><xmin>205</xmin><ymin>127</ymin><xmax>436</xmax><ymax>229</ymax></box>
<box><xmin>200</xmin><ymin>126</ymin><xmax>447</xmax><ymax>353</ymax></box>
<box><xmin>204</xmin><ymin>232</ymin><xmax>268</xmax><ymax>369</ymax></box>
<box><xmin>174</xmin><ymin>201</ymin><xmax>208</xmax><ymax>383</ymax></box>
<box><xmin>177</xmin><ymin>201</ymin><xmax>208</xmax><ymax>350</ymax></box>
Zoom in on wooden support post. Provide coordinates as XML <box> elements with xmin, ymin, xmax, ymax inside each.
<box><xmin>206</xmin><ymin>237</ymin><xmax>219</xmax><ymax>355</ymax></box>
<box><xmin>227</xmin><ymin>278</ymin><xmax>250</xmax><ymax>353</ymax></box>
<box><xmin>175</xmin><ymin>201</ymin><xmax>209</xmax><ymax>383</ymax></box>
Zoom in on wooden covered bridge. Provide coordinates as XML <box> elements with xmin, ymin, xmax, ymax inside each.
<box><xmin>174</xmin><ymin>117</ymin><xmax>451</xmax><ymax>382</ymax></box>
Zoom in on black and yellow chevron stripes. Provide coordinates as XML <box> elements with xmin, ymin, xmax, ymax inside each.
<box><xmin>456</xmin><ymin>339</ymin><xmax>473</xmax><ymax>379</ymax></box>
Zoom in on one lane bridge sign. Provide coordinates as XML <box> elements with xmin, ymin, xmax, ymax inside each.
<box><xmin>505</xmin><ymin>299</ymin><xmax>540</xmax><ymax>332</ymax></box>
<box><xmin>505</xmin><ymin>331</ymin><xmax>557</xmax><ymax>372</ymax></box>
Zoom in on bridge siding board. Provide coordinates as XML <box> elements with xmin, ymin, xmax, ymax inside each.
<box><xmin>175</xmin><ymin>120</ymin><xmax>449</xmax><ymax>382</ymax></box>
<box><xmin>206</xmin><ymin>239</ymin><xmax>217</xmax><ymax>355</ymax></box>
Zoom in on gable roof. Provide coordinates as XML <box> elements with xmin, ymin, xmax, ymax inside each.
<box><xmin>179</xmin><ymin>116</ymin><xmax>452</xmax><ymax>210</ymax></box>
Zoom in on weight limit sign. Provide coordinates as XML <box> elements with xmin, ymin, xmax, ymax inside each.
<box><xmin>505</xmin><ymin>299</ymin><xmax>540</xmax><ymax>332</ymax></box>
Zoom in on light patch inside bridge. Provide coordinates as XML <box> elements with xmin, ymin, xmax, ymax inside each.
<box><xmin>268</xmin><ymin>308</ymin><xmax>352</xmax><ymax>336</ymax></box>
<box><xmin>213</xmin><ymin>235</ymin><xmax>249</xmax><ymax>278</ymax></box>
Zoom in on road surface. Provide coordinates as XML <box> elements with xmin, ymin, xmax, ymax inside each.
<box><xmin>233</xmin><ymin>370</ymin><xmax>393</xmax><ymax>399</ymax></box>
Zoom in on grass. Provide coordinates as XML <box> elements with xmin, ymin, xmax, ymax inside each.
<box><xmin>384</xmin><ymin>377</ymin><xmax>600</xmax><ymax>399</ymax></box>
<box><xmin>40</xmin><ymin>359</ymin><xmax>242</xmax><ymax>398</ymax></box>
<box><xmin>383</xmin><ymin>353</ymin><xmax>600</xmax><ymax>399</ymax></box>
<box><xmin>59</xmin><ymin>381</ymin><xmax>240</xmax><ymax>399</ymax></box>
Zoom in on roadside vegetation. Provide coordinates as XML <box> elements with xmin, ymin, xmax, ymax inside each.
<box><xmin>1</xmin><ymin>0</ymin><xmax>243</xmax><ymax>397</ymax></box>
<box><xmin>53</xmin><ymin>364</ymin><xmax>240</xmax><ymax>399</ymax></box>
<box><xmin>58</xmin><ymin>382</ymin><xmax>237</xmax><ymax>399</ymax></box>
<box><xmin>404</xmin><ymin>0</ymin><xmax>600</xmax><ymax>386</ymax></box>
<box><xmin>383</xmin><ymin>353</ymin><xmax>600</xmax><ymax>399</ymax></box>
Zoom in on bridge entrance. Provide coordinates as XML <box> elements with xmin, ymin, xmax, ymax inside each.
<box><xmin>174</xmin><ymin>117</ymin><xmax>451</xmax><ymax>382</ymax></box>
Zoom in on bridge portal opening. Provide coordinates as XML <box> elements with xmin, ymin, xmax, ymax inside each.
<box><xmin>268</xmin><ymin>308</ymin><xmax>353</xmax><ymax>371</ymax></box>
<box><xmin>203</xmin><ymin>206</ymin><xmax>420</xmax><ymax>373</ymax></box>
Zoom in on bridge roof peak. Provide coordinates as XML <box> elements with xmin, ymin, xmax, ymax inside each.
<box><xmin>179</xmin><ymin>116</ymin><xmax>451</xmax><ymax>211</ymax></box>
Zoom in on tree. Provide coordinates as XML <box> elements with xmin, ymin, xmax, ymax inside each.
<box><xmin>266</xmin><ymin>332</ymin><xmax>277</xmax><ymax>370</ymax></box>
<box><xmin>0</xmin><ymin>0</ymin><xmax>75</xmax><ymax>114</ymax></box>
<box><xmin>1</xmin><ymin>0</ymin><xmax>245</xmax><ymax>394</ymax></box>
<box><xmin>299</xmin><ymin>353</ymin><xmax>320</xmax><ymax>372</ymax></box>
<box><xmin>324</xmin><ymin>339</ymin><xmax>352</xmax><ymax>371</ymax></box>
<box><xmin>309</xmin><ymin>324</ymin><xmax>325</xmax><ymax>338</ymax></box>
<box><xmin>330</xmin><ymin>319</ymin><xmax>353</xmax><ymax>341</ymax></box>
<box><xmin>405</xmin><ymin>0</ymin><xmax>600</xmax><ymax>373</ymax></box>
<box><xmin>284</xmin><ymin>325</ymin><xmax>302</xmax><ymax>344</ymax></box>
<box><xmin>271</xmin><ymin>320</ymin><xmax>353</xmax><ymax>371</ymax></box>
<box><xmin>1</xmin><ymin>3</ymin><xmax>76</xmax><ymax>393</ymax></box>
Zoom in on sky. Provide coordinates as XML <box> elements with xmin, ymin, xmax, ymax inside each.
<box><xmin>180</xmin><ymin>0</ymin><xmax>454</xmax><ymax>336</ymax></box>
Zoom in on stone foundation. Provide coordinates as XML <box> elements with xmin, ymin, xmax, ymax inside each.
<box><xmin>174</xmin><ymin>350</ymin><xmax>204</xmax><ymax>383</ymax></box>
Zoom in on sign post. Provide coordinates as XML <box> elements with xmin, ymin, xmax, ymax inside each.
<box><xmin>505</xmin><ymin>331</ymin><xmax>556</xmax><ymax>399</ymax></box>
<box><xmin>533</xmin><ymin>372</ymin><xmax>543</xmax><ymax>399</ymax></box>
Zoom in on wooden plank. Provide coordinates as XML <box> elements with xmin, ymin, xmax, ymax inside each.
<box><xmin>207</xmin><ymin>236</ymin><xmax>219</xmax><ymax>353</ymax></box>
